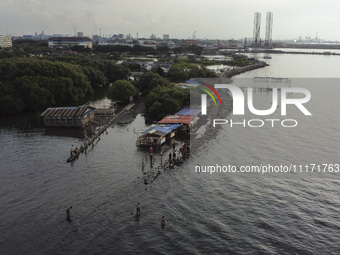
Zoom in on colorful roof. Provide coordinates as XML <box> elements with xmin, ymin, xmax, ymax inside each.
<box><xmin>141</xmin><ymin>124</ymin><xmax>181</xmax><ymax>136</ymax></box>
<box><xmin>40</xmin><ymin>106</ymin><xmax>96</xmax><ymax>117</ymax></box>
<box><xmin>175</xmin><ymin>108</ymin><xmax>201</xmax><ymax>116</ymax></box>
<box><xmin>158</xmin><ymin>115</ymin><xmax>194</xmax><ymax>125</ymax></box>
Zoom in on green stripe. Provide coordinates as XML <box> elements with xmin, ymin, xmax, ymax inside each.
<box><xmin>199</xmin><ymin>88</ymin><xmax>217</xmax><ymax>106</ymax></box>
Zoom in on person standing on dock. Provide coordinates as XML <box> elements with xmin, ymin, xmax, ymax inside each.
<box><xmin>149</xmin><ymin>146</ymin><xmax>153</xmax><ymax>154</ymax></box>
<box><xmin>160</xmin><ymin>150</ymin><xmax>163</xmax><ymax>164</ymax></box>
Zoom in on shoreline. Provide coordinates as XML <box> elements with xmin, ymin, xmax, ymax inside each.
<box><xmin>219</xmin><ymin>61</ymin><xmax>268</xmax><ymax>78</ymax></box>
<box><xmin>249</xmin><ymin>49</ymin><xmax>340</xmax><ymax>55</ymax></box>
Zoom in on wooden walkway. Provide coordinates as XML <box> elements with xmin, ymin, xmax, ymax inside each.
<box><xmin>67</xmin><ymin>103</ymin><xmax>135</xmax><ymax>162</ymax></box>
<box><xmin>239</xmin><ymin>86</ymin><xmax>281</xmax><ymax>91</ymax></box>
<box><xmin>254</xmin><ymin>77</ymin><xmax>290</xmax><ymax>83</ymax></box>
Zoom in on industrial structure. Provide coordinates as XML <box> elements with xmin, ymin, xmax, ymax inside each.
<box><xmin>253</xmin><ymin>12</ymin><xmax>261</xmax><ymax>47</ymax></box>
<box><xmin>265</xmin><ymin>12</ymin><xmax>273</xmax><ymax>47</ymax></box>
<box><xmin>252</xmin><ymin>12</ymin><xmax>273</xmax><ymax>48</ymax></box>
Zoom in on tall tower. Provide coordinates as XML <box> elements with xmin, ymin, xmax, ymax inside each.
<box><xmin>265</xmin><ymin>12</ymin><xmax>273</xmax><ymax>47</ymax></box>
<box><xmin>253</xmin><ymin>12</ymin><xmax>261</xmax><ymax>47</ymax></box>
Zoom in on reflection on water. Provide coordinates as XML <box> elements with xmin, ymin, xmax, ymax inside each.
<box><xmin>0</xmin><ymin>111</ymin><xmax>43</xmax><ymax>130</ymax></box>
<box><xmin>44</xmin><ymin>127</ymin><xmax>86</xmax><ymax>139</ymax></box>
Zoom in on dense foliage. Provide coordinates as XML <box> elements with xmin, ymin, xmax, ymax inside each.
<box><xmin>173</xmin><ymin>44</ymin><xmax>204</xmax><ymax>55</ymax></box>
<box><xmin>138</xmin><ymin>71</ymin><xmax>170</xmax><ymax>92</ymax></box>
<box><xmin>50</xmin><ymin>56</ymin><xmax>130</xmax><ymax>85</ymax></box>
<box><xmin>139</xmin><ymin>59</ymin><xmax>217</xmax><ymax>119</ymax></box>
<box><xmin>145</xmin><ymin>84</ymin><xmax>190</xmax><ymax>120</ymax></box>
<box><xmin>0</xmin><ymin>58</ymin><xmax>94</xmax><ymax>115</ymax></box>
<box><xmin>168</xmin><ymin>59</ymin><xmax>217</xmax><ymax>83</ymax></box>
<box><xmin>0</xmin><ymin>39</ymin><xmax>222</xmax><ymax>118</ymax></box>
<box><xmin>108</xmin><ymin>80</ymin><xmax>138</xmax><ymax>103</ymax></box>
<box><xmin>0</xmin><ymin>52</ymin><xmax>132</xmax><ymax>115</ymax></box>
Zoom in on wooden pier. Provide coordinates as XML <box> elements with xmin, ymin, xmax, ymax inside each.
<box><xmin>67</xmin><ymin>103</ymin><xmax>135</xmax><ymax>162</ymax></box>
<box><xmin>239</xmin><ymin>86</ymin><xmax>281</xmax><ymax>91</ymax></box>
<box><xmin>254</xmin><ymin>77</ymin><xmax>291</xmax><ymax>83</ymax></box>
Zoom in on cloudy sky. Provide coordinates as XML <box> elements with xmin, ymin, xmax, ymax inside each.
<box><xmin>1</xmin><ymin>0</ymin><xmax>340</xmax><ymax>41</ymax></box>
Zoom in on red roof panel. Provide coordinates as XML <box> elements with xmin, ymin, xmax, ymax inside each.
<box><xmin>158</xmin><ymin>115</ymin><xmax>194</xmax><ymax>124</ymax></box>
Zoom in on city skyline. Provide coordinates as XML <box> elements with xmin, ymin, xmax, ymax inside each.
<box><xmin>1</xmin><ymin>0</ymin><xmax>340</xmax><ymax>41</ymax></box>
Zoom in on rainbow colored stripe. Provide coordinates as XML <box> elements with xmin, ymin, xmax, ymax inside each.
<box><xmin>199</xmin><ymin>84</ymin><xmax>222</xmax><ymax>106</ymax></box>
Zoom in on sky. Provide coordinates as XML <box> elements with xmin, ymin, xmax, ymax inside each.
<box><xmin>1</xmin><ymin>0</ymin><xmax>340</xmax><ymax>41</ymax></box>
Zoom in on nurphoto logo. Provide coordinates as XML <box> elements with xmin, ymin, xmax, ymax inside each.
<box><xmin>200</xmin><ymin>84</ymin><xmax>312</xmax><ymax>128</ymax></box>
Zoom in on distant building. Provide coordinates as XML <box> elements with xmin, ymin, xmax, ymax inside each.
<box><xmin>126</xmin><ymin>34</ymin><xmax>133</xmax><ymax>40</ymax></box>
<box><xmin>48</xmin><ymin>36</ymin><xmax>93</xmax><ymax>48</ymax></box>
<box><xmin>77</xmin><ymin>32</ymin><xmax>84</xmax><ymax>37</ymax></box>
<box><xmin>0</xmin><ymin>35</ymin><xmax>12</xmax><ymax>47</ymax></box>
<box><xmin>186</xmin><ymin>40</ymin><xmax>198</xmax><ymax>46</ymax></box>
<box><xmin>92</xmin><ymin>35</ymin><xmax>101</xmax><ymax>43</ymax></box>
<box><xmin>23</xmin><ymin>35</ymin><xmax>34</xmax><ymax>40</ymax></box>
<box><xmin>142</xmin><ymin>40</ymin><xmax>157</xmax><ymax>48</ymax></box>
<box><xmin>163</xmin><ymin>34</ymin><xmax>169</xmax><ymax>40</ymax></box>
<box><xmin>41</xmin><ymin>106</ymin><xmax>96</xmax><ymax>127</ymax></box>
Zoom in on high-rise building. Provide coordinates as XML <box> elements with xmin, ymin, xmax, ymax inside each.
<box><xmin>0</xmin><ymin>35</ymin><xmax>12</xmax><ymax>48</ymax></box>
<box><xmin>163</xmin><ymin>34</ymin><xmax>169</xmax><ymax>40</ymax></box>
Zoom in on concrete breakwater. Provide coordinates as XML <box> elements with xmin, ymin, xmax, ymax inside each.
<box><xmin>251</xmin><ymin>49</ymin><xmax>340</xmax><ymax>56</ymax></box>
<box><xmin>219</xmin><ymin>61</ymin><xmax>268</xmax><ymax>78</ymax></box>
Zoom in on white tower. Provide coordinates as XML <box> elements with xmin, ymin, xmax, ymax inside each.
<box><xmin>253</xmin><ymin>12</ymin><xmax>261</xmax><ymax>46</ymax></box>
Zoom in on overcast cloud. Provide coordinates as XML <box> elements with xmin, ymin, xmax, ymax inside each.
<box><xmin>1</xmin><ymin>0</ymin><xmax>340</xmax><ymax>40</ymax></box>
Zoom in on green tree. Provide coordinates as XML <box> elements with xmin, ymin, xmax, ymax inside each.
<box><xmin>0</xmin><ymin>58</ymin><xmax>94</xmax><ymax>115</ymax></box>
<box><xmin>145</xmin><ymin>84</ymin><xmax>190</xmax><ymax>119</ymax></box>
<box><xmin>168</xmin><ymin>67</ymin><xmax>189</xmax><ymax>83</ymax></box>
<box><xmin>151</xmin><ymin>66</ymin><xmax>166</xmax><ymax>77</ymax></box>
<box><xmin>157</xmin><ymin>45</ymin><xmax>170</xmax><ymax>53</ymax></box>
<box><xmin>108</xmin><ymin>80</ymin><xmax>138</xmax><ymax>103</ymax></box>
<box><xmin>188</xmin><ymin>44</ymin><xmax>203</xmax><ymax>55</ymax></box>
<box><xmin>81</xmin><ymin>66</ymin><xmax>107</xmax><ymax>87</ymax></box>
<box><xmin>138</xmin><ymin>71</ymin><xmax>170</xmax><ymax>92</ymax></box>
<box><xmin>0</xmin><ymin>95</ymin><xmax>24</xmax><ymax>115</ymax></box>
<box><xmin>104</xmin><ymin>62</ymin><xmax>130</xmax><ymax>83</ymax></box>
<box><xmin>148</xmin><ymin>101</ymin><xmax>162</xmax><ymax>118</ymax></box>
